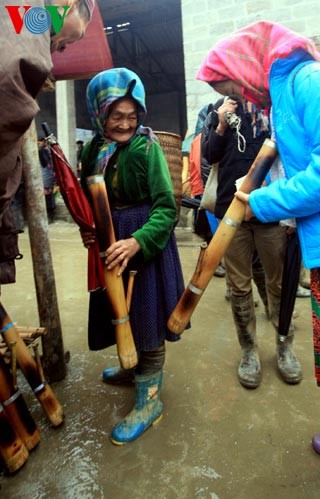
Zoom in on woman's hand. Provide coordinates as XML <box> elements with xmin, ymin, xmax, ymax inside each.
<box><xmin>105</xmin><ymin>237</ymin><xmax>141</xmax><ymax>276</ymax></box>
<box><xmin>234</xmin><ymin>191</ymin><xmax>255</xmax><ymax>221</ymax></box>
<box><xmin>80</xmin><ymin>229</ymin><xmax>96</xmax><ymax>249</ymax></box>
<box><xmin>215</xmin><ymin>99</ymin><xmax>238</xmax><ymax>135</ymax></box>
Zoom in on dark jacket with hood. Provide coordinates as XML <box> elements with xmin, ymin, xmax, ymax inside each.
<box><xmin>201</xmin><ymin>96</ymin><xmax>269</xmax><ymax>220</ymax></box>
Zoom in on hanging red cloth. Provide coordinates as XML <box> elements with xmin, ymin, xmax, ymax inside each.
<box><xmin>44</xmin><ymin>128</ymin><xmax>105</xmax><ymax>291</ymax></box>
<box><xmin>51</xmin><ymin>4</ymin><xmax>113</xmax><ymax>81</ymax></box>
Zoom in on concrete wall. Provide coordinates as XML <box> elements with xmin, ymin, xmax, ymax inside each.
<box><xmin>181</xmin><ymin>0</ymin><xmax>320</xmax><ymax>135</ymax></box>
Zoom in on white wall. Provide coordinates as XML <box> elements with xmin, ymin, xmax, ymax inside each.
<box><xmin>181</xmin><ymin>0</ymin><xmax>320</xmax><ymax>135</ymax></box>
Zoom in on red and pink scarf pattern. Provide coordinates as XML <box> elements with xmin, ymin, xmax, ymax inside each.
<box><xmin>196</xmin><ymin>21</ymin><xmax>319</xmax><ymax>107</ymax></box>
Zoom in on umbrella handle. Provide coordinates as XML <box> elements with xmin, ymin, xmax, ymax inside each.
<box><xmin>42</xmin><ymin>122</ymin><xmax>51</xmax><ymax>137</ymax></box>
<box><xmin>41</xmin><ymin>122</ymin><xmax>57</xmax><ymax>145</ymax></box>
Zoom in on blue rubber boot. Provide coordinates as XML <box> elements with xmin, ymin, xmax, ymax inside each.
<box><xmin>102</xmin><ymin>367</ymin><xmax>135</xmax><ymax>385</ymax></box>
<box><xmin>111</xmin><ymin>370</ymin><xmax>163</xmax><ymax>445</ymax></box>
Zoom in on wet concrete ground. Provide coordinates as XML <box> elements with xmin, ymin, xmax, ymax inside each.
<box><xmin>1</xmin><ymin>220</ymin><xmax>320</xmax><ymax>499</ymax></box>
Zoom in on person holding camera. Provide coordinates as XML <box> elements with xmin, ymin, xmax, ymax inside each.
<box><xmin>201</xmin><ymin>96</ymin><xmax>302</xmax><ymax>389</ymax></box>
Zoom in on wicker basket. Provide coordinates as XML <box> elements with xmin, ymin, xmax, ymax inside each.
<box><xmin>155</xmin><ymin>131</ymin><xmax>183</xmax><ymax>217</ymax></box>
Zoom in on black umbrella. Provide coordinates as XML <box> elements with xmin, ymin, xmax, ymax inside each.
<box><xmin>278</xmin><ymin>231</ymin><xmax>301</xmax><ymax>336</ymax></box>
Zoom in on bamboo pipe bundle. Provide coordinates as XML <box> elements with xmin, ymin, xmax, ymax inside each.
<box><xmin>0</xmin><ymin>351</ymin><xmax>40</xmax><ymax>451</ymax></box>
<box><xmin>0</xmin><ymin>303</ymin><xmax>64</xmax><ymax>427</ymax></box>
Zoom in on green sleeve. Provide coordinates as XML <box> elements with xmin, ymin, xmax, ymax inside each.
<box><xmin>132</xmin><ymin>141</ymin><xmax>176</xmax><ymax>261</ymax></box>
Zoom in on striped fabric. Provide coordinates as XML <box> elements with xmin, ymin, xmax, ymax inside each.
<box><xmin>86</xmin><ymin>68</ymin><xmax>146</xmax><ymax>136</ymax></box>
<box><xmin>196</xmin><ymin>21</ymin><xmax>320</xmax><ymax>107</ymax></box>
<box><xmin>311</xmin><ymin>268</ymin><xmax>320</xmax><ymax>385</ymax></box>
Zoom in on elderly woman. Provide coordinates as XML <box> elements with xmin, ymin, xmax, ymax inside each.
<box><xmin>80</xmin><ymin>68</ymin><xmax>187</xmax><ymax>445</ymax></box>
<box><xmin>196</xmin><ymin>20</ymin><xmax>320</xmax><ymax>452</ymax></box>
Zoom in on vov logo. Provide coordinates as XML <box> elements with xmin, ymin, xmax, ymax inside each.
<box><xmin>5</xmin><ymin>5</ymin><xmax>70</xmax><ymax>34</ymax></box>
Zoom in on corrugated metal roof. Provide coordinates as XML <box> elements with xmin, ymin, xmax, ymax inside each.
<box><xmin>96</xmin><ymin>0</ymin><xmax>185</xmax><ymax>95</ymax></box>
<box><xmin>37</xmin><ymin>1</ymin><xmax>187</xmax><ymax>136</ymax></box>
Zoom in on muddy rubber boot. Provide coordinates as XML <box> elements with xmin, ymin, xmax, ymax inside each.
<box><xmin>102</xmin><ymin>367</ymin><xmax>135</xmax><ymax>385</ymax></box>
<box><xmin>230</xmin><ymin>293</ymin><xmax>261</xmax><ymax>388</ymax></box>
<box><xmin>111</xmin><ymin>370</ymin><xmax>163</xmax><ymax>445</ymax></box>
<box><xmin>214</xmin><ymin>262</ymin><xmax>226</xmax><ymax>278</ymax></box>
<box><xmin>296</xmin><ymin>285</ymin><xmax>311</xmax><ymax>298</ymax></box>
<box><xmin>299</xmin><ymin>264</ymin><xmax>310</xmax><ymax>289</ymax></box>
<box><xmin>276</xmin><ymin>333</ymin><xmax>303</xmax><ymax>384</ymax></box>
<box><xmin>268</xmin><ymin>292</ymin><xmax>302</xmax><ymax>384</ymax></box>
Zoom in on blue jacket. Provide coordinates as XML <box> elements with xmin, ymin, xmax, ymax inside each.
<box><xmin>249</xmin><ymin>49</ymin><xmax>320</xmax><ymax>269</ymax></box>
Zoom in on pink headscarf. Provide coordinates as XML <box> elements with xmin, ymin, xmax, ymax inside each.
<box><xmin>196</xmin><ymin>21</ymin><xmax>320</xmax><ymax>107</ymax></box>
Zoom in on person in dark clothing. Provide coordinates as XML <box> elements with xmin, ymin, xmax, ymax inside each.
<box><xmin>38</xmin><ymin>138</ymin><xmax>56</xmax><ymax>223</ymax></box>
<box><xmin>190</xmin><ymin>104</ymin><xmax>226</xmax><ymax>277</ymax></box>
<box><xmin>76</xmin><ymin>140</ymin><xmax>84</xmax><ymax>178</ymax></box>
<box><xmin>202</xmin><ymin>96</ymin><xmax>302</xmax><ymax>388</ymax></box>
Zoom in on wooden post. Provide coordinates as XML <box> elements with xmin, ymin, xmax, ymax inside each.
<box><xmin>21</xmin><ymin>120</ymin><xmax>66</xmax><ymax>382</ymax></box>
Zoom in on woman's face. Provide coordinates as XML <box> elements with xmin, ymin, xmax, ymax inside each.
<box><xmin>105</xmin><ymin>98</ymin><xmax>138</xmax><ymax>143</ymax></box>
<box><xmin>50</xmin><ymin>1</ymin><xmax>88</xmax><ymax>53</ymax></box>
<box><xmin>211</xmin><ymin>81</ymin><xmax>244</xmax><ymax>101</ymax></box>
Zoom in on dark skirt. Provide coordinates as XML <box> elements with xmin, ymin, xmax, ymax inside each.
<box><xmin>88</xmin><ymin>203</ymin><xmax>187</xmax><ymax>352</ymax></box>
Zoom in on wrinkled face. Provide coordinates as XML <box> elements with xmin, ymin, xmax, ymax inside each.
<box><xmin>211</xmin><ymin>81</ymin><xmax>244</xmax><ymax>101</ymax></box>
<box><xmin>105</xmin><ymin>98</ymin><xmax>138</xmax><ymax>143</ymax></box>
<box><xmin>50</xmin><ymin>1</ymin><xmax>89</xmax><ymax>53</ymax></box>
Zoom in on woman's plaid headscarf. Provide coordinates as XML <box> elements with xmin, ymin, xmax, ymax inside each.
<box><xmin>196</xmin><ymin>21</ymin><xmax>320</xmax><ymax>107</ymax></box>
<box><xmin>86</xmin><ymin>68</ymin><xmax>147</xmax><ymax>174</ymax></box>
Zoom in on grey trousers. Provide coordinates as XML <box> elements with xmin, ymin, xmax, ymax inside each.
<box><xmin>224</xmin><ymin>222</ymin><xmax>288</xmax><ymax>330</ymax></box>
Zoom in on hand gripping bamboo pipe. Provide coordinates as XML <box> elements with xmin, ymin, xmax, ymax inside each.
<box><xmin>86</xmin><ymin>175</ymin><xmax>138</xmax><ymax>370</ymax></box>
<box><xmin>168</xmin><ymin>138</ymin><xmax>278</xmax><ymax>334</ymax></box>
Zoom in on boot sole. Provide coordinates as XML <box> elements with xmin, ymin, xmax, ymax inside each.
<box><xmin>110</xmin><ymin>413</ymin><xmax>163</xmax><ymax>446</ymax></box>
<box><xmin>238</xmin><ymin>371</ymin><xmax>262</xmax><ymax>389</ymax></box>
<box><xmin>239</xmin><ymin>378</ymin><xmax>261</xmax><ymax>389</ymax></box>
<box><xmin>279</xmin><ymin>374</ymin><xmax>303</xmax><ymax>385</ymax></box>
<box><xmin>102</xmin><ymin>378</ymin><xmax>135</xmax><ymax>385</ymax></box>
